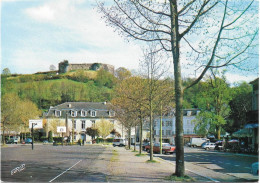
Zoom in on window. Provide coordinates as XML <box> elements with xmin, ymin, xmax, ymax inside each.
<box><xmin>55</xmin><ymin>110</ymin><xmax>61</xmax><ymax>117</ymax></box>
<box><xmin>81</xmin><ymin>121</ymin><xmax>85</xmax><ymax>129</ymax></box>
<box><xmin>81</xmin><ymin>110</ymin><xmax>87</xmax><ymax>117</ymax></box>
<box><xmin>166</xmin><ymin>121</ymin><xmax>172</xmax><ymax>127</ymax></box>
<box><xmin>90</xmin><ymin>110</ymin><xmax>96</xmax><ymax>117</ymax></box>
<box><xmin>74</xmin><ymin>134</ymin><xmax>77</xmax><ymax>141</ymax></box>
<box><xmin>91</xmin><ymin>120</ymin><xmax>96</xmax><ymax>127</ymax></box>
<box><xmin>162</xmin><ymin>121</ymin><xmax>165</xmax><ymax>126</ymax></box>
<box><xmin>166</xmin><ymin>130</ymin><xmax>171</xmax><ymax>136</ymax></box>
<box><xmin>71</xmin><ymin>110</ymin><xmax>77</xmax><ymax>117</ymax></box>
<box><xmin>187</xmin><ymin>129</ymin><xmax>190</xmax><ymax>134</ymax></box>
<box><xmin>187</xmin><ymin>111</ymin><xmax>192</xmax><ymax>116</ymax></box>
<box><xmin>73</xmin><ymin>121</ymin><xmax>76</xmax><ymax>129</ymax></box>
<box><xmin>162</xmin><ymin>130</ymin><xmax>165</xmax><ymax>135</ymax></box>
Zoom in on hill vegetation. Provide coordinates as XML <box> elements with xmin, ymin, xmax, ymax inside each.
<box><xmin>1</xmin><ymin>69</ymin><xmax>116</xmax><ymax>111</ymax></box>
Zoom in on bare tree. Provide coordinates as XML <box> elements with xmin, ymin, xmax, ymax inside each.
<box><xmin>50</xmin><ymin>65</ymin><xmax>56</xmax><ymax>71</ymax></box>
<box><xmin>98</xmin><ymin>0</ymin><xmax>258</xmax><ymax>176</ymax></box>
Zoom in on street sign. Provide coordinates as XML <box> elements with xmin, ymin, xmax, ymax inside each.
<box><xmin>57</xmin><ymin>126</ymin><xmax>66</xmax><ymax>133</ymax></box>
<box><xmin>29</xmin><ymin>120</ymin><xmax>43</xmax><ymax>129</ymax></box>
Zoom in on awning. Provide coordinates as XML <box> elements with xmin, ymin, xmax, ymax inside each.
<box><xmin>244</xmin><ymin>123</ymin><xmax>259</xmax><ymax>129</ymax></box>
<box><xmin>233</xmin><ymin>128</ymin><xmax>253</xmax><ymax>138</ymax></box>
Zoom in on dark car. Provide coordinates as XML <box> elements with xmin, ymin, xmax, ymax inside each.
<box><xmin>25</xmin><ymin>138</ymin><xmax>32</xmax><ymax>144</ymax></box>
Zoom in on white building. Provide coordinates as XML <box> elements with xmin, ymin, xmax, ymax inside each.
<box><xmin>45</xmin><ymin>102</ymin><xmax>127</xmax><ymax>142</ymax></box>
<box><xmin>153</xmin><ymin>109</ymin><xmax>201</xmax><ymax>145</ymax></box>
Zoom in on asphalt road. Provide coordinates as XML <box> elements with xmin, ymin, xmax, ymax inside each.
<box><xmin>1</xmin><ymin>144</ymin><xmax>111</xmax><ymax>182</ymax></box>
<box><xmin>153</xmin><ymin>147</ymin><xmax>259</xmax><ymax>182</ymax></box>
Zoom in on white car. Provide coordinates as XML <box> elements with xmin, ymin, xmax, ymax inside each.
<box><xmin>112</xmin><ymin>138</ymin><xmax>125</xmax><ymax>147</ymax></box>
<box><xmin>202</xmin><ymin>142</ymin><xmax>216</xmax><ymax>150</ymax></box>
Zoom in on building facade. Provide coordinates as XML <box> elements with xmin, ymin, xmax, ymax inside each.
<box><xmin>153</xmin><ymin>109</ymin><xmax>201</xmax><ymax>145</ymax></box>
<box><xmin>45</xmin><ymin>102</ymin><xmax>124</xmax><ymax>142</ymax></box>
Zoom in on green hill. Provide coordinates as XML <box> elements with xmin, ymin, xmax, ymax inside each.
<box><xmin>1</xmin><ymin>69</ymin><xmax>116</xmax><ymax>111</ymax></box>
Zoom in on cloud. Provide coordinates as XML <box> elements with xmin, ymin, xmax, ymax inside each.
<box><xmin>25</xmin><ymin>5</ymin><xmax>55</xmax><ymax>21</ymax></box>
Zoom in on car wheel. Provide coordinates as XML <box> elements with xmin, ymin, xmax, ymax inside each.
<box><xmin>162</xmin><ymin>150</ymin><xmax>166</xmax><ymax>154</ymax></box>
<box><xmin>113</xmin><ymin>144</ymin><xmax>115</xmax><ymax>147</ymax></box>
<box><xmin>206</xmin><ymin>147</ymin><xmax>209</xmax><ymax>150</ymax></box>
<box><xmin>147</xmin><ymin>149</ymin><xmax>150</xmax><ymax>153</ymax></box>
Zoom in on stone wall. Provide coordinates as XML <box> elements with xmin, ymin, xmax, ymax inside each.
<box><xmin>58</xmin><ymin>61</ymin><xmax>115</xmax><ymax>74</ymax></box>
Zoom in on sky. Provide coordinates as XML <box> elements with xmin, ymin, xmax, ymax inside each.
<box><xmin>1</xmin><ymin>0</ymin><xmax>259</xmax><ymax>84</ymax></box>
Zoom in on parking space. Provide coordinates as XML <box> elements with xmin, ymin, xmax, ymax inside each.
<box><xmin>1</xmin><ymin>144</ymin><xmax>112</xmax><ymax>182</ymax></box>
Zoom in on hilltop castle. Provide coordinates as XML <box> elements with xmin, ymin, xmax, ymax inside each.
<box><xmin>58</xmin><ymin>60</ymin><xmax>115</xmax><ymax>74</ymax></box>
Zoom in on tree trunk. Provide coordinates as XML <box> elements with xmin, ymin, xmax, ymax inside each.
<box><xmin>216</xmin><ymin>126</ymin><xmax>221</xmax><ymax>140</ymax></box>
<box><xmin>139</xmin><ymin>116</ymin><xmax>143</xmax><ymax>154</ymax></box>
<box><xmin>149</xmin><ymin>101</ymin><xmax>153</xmax><ymax>161</ymax></box>
<box><xmin>134</xmin><ymin>125</ymin><xmax>137</xmax><ymax>151</ymax></box>
<box><xmin>128</xmin><ymin>127</ymin><xmax>131</xmax><ymax>149</ymax></box>
<box><xmin>160</xmin><ymin>103</ymin><xmax>163</xmax><ymax>154</ymax></box>
<box><xmin>2</xmin><ymin>123</ymin><xmax>5</xmax><ymax>145</ymax></box>
<box><xmin>170</xmin><ymin>0</ymin><xmax>184</xmax><ymax>177</ymax></box>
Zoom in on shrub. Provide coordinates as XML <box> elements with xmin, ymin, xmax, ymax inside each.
<box><xmin>96</xmin><ymin>137</ymin><xmax>104</xmax><ymax>144</ymax></box>
<box><xmin>53</xmin><ymin>137</ymin><xmax>63</xmax><ymax>143</ymax></box>
<box><xmin>40</xmin><ymin>136</ymin><xmax>48</xmax><ymax>142</ymax></box>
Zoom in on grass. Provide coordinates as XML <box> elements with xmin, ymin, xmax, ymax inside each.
<box><xmin>164</xmin><ymin>174</ymin><xmax>195</xmax><ymax>182</ymax></box>
<box><xmin>132</xmin><ymin>150</ymin><xmax>138</xmax><ymax>152</ymax></box>
<box><xmin>146</xmin><ymin>159</ymin><xmax>159</xmax><ymax>163</ymax></box>
<box><xmin>135</xmin><ymin>153</ymin><xmax>147</xmax><ymax>157</ymax></box>
<box><xmin>110</xmin><ymin>149</ymin><xmax>119</xmax><ymax>162</ymax></box>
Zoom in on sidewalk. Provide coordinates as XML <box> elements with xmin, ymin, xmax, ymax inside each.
<box><xmin>106</xmin><ymin>146</ymin><xmax>211</xmax><ymax>182</ymax></box>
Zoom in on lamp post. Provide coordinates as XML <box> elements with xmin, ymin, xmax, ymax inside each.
<box><xmin>31</xmin><ymin>123</ymin><xmax>37</xmax><ymax>150</ymax></box>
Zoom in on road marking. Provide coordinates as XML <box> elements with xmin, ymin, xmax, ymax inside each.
<box><xmin>49</xmin><ymin>160</ymin><xmax>82</xmax><ymax>182</ymax></box>
<box><xmin>235</xmin><ymin>165</ymin><xmax>240</xmax><ymax>167</ymax></box>
<box><xmin>155</xmin><ymin>157</ymin><xmax>220</xmax><ymax>182</ymax></box>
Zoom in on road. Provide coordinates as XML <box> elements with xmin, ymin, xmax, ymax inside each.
<box><xmin>153</xmin><ymin>146</ymin><xmax>259</xmax><ymax>182</ymax></box>
<box><xmin>1</xmin><ymin>144</ymin><xmax>111</xmax><ymax>182</ymax></box>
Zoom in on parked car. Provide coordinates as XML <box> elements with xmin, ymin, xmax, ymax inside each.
<box><xmin>112</xmin><ymin>138</ymin><xmax>125</xmax><ymax>147</ymax></box>
<box><xmin>190</xmin><ymin>138</ymin><xmax>209</xmax><ymax>147</ymax></box>
<box><xmin>202</xmin><ymin>142</ymin><xmax>216</xmax><ymax>150</ymax></box>
<box><xmin>25</xmin><ymin>138</ymin><xmax>32</xmax><ymax>144</ymax></box>
<box><xmin>251</xmin><ymin>162</ymin><xmax>259</xmax><ymax>175</ymax></box>
<box><xmin>6</xmin><ymin>138</ymin><xmax>18</xmax><ymax>144</ymax></box>
<box><xmin>146</xmin><ymin>143</ymin><xmax>176</xmax><ymax>154</ymax></box>
<box><xmin>215</xmin><ymin>140</ymin><xmax>223</xmax><ymax>150</ymax></box>
<box><xmin>142</xmin><ymin>142</ymin><xmax>150</xmax><ymax>150</ymax></box>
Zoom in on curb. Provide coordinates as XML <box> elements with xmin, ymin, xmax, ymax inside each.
<box><xmin>154</xmin><ymin>156</ymin><xmax>220</xmax><ymax>182</ymax></box>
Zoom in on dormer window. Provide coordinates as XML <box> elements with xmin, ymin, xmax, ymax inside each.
<box><xmin>187</xmin><ymin>111</ymin><xmax>192</xmax><ymax>116</ymax></box>
<box><xmin>90</xmin><ymin>110</ymin><xmax>96</xmax><ymax>117</ymax></box>
<box><xmin>71</xmin><ymin>110</ymin><xmax>77</xmax><ymax>117</ymax></box>
<box><xmin>108</xmin><ymin>111</ymin><xmax>115</xmax><ymax>117</ymax></box>
<box><xmin>55</xmin><ymin>110</ymin><xmax>61</xmax><ymax>117</ymax></box>
<box><xmin>81</xmin><ymin>110</ymin><xmax>87</xmax><ymax>117</ymax></box>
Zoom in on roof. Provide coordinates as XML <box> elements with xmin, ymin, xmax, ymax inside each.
<box><xmin>45</xmin><ymin>102</ymin><xmax>114</xmax><ymax>118</ymax></box>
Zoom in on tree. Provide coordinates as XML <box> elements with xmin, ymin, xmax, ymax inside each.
<box><xmin>2</xmin><ymin>68</ymin><xmax>11</xmax><ymax>76</ymax></box>
<box><xmin>95</xmin><ymin>119</ymin><xmax>114</xmax><ymax>138</ymax></box>
<box><xmin>1</xmin><ymin>93</ymin><xmax>41</xmax><ymax>144</ymax></box>
<box><xmin>226</xmin><ymin>82</ymin><xmax>252</xmax><ymax>133</ymax></box>
<box><xmin>115</xmin><ymin>67</ymin><xmax>131</xmax><ymax>81</ymax></box>
<box><xmin>111</xmin><ymin>76</ymin><xmax>147</xmax><ymax>151</ymax></box>
<box><xmin>86</xmin><ymin>127</ymin><xmax>99</xmax><ymax>140</ymax></box>
<box><xmin>193</xmin><ymin>75</ymin><xmax>231</xmax><ymax>139</ymax></box>
<box><xmin>98</xmin><ymin>0</ymin><xmax>258</xmax><ymax>176</ymax></box>
<box><xmin>49</xmin><ymin>65</ymin><xmax>56</xmax><ymax>71</ymax></box>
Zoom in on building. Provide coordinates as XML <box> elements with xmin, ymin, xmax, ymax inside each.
<box><xmin>142</xmin><ymin>109</ymin><xmax>201</xmax><ymax>145</ymax></box>
<box><xmin>58</xmin><ymin>60</ymin><xmax>115</xmax><ymax>74</ymax></box>
<box><xmin>44</xmin><ymin>102</ymin><xmax>124</xmax><ymax>142</ymax></box>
